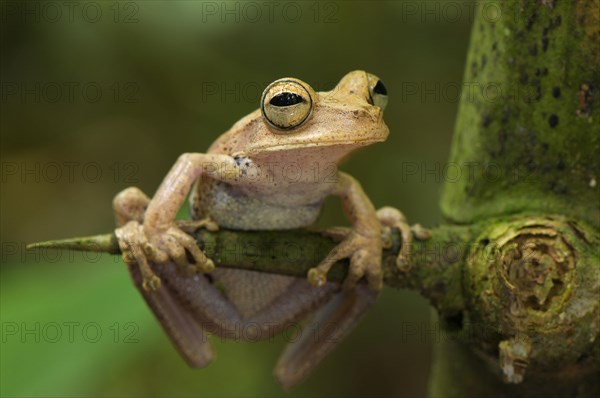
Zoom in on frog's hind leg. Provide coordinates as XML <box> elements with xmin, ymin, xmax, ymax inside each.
<box><xmin>153</xmin><ymin>265</ymin><xmax>373</xmax><ymax>382</ymax></box>
<box><xmin>274</xmin><ymin>285</ymin><xmax>378</xmax><ymax>389</ymax></box>
<box><xmin>114</xmin><ymin>186</ymin><xmax>214</xmax><ymax>368</ymax></box>
<box><xmin>159</xmin><ymin>267</ymin><xmax>339</xmax><ymax>339</ymax></box>
<box><xmin>129</xmin><ymin>264</ymin><xmax>214</xmax><ymax>368</ymax></box>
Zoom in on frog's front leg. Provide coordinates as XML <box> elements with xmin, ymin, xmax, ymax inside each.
<box><xmin>113</xmin><ymin>186</ymin><xmax>214</xmax><ymax>368</ymax></box>
<box><xmin>307</xmin><ymin>172</ymin><xmax>384</xmax><ymax>291</ymax></box>
<box><xmin>114</xmin><ymin>153</ymin><xmax>239</xmax><ymax>291</ymax></box>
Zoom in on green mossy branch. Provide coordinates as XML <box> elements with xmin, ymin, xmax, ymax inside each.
<box><xmin>29</xmin><ymin>213</ymin><xmax>599</xmax><ymax>387</ymax></box>
<box><xmin>27</xmin><ymin>223</ymin><xmax>473</xmax><ymax>317</ymax></box>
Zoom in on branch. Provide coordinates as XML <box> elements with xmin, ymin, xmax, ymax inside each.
<box><xmin>28</xmin><ymin>215</ymin><xmax>599</xmax><ymax>390</ymax></box>
<box><xmin>28</xmin><ymin>223</ymin><xmax>474</xmax><ymax>317</ymax></box>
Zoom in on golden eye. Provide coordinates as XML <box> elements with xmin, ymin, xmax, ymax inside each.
<box><xmin>367</xmin><ymin>74</ymin><xmax>388</xmax><ymax>110</ymax></box>
<box><xmin>261</xmin><ymin>79</ymin><xmax>313</xmax><ymax>131</ymax></box>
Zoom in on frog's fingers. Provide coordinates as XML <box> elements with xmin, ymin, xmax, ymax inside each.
<box><xmin>376</xmin><ymin>206</ymin><xmax>413</xmax><ymax>271</ymax></box>
<box><xmin>162</xmin><ymin>233</ymin><xmax>188</xmax><ymax>270</ymax></box>
<box><xmin>167</xmin><ymin>227</ymin><xmax>214</xmax><ymax>273</ymax></box>
<box><xmin>396</xmin><ymin>222</ymin><xmax>413</xmax><ymax>271</ymax></box>
<box><xmin>361</xmin><ymin>254</ymin><xmax>383</xmax><ymax>291</ymax></box>
<box><xmin>343</xmin><ymin>249</ymin><xmax>383</xmax><ymax>291</ymax></box>
<box><xmin>365</xmin><ymin>266</ymin><xmax>383</xmax><ymax>291</ymax></box>
<box><xmin>342</xmin><ymin>250</ymin><xmax>366</xmax><ymax>290</ymax></box>
<box><xmin>132</xmin><ymin>245</ymin><xmax>161</xmax><ymax>291</ymax></box>
<box><xmin>177</xmin><ymin>218</ymin><xmax>219</xmax><ymax>233</ymax></box>
<box><xmin>115</xmin><ymin>221</ymin><xmax>162</xmax><ymax>291</ymax></box>
<box><xmin>319</xmin><ymin>226</ymin><xmax>352</xmax><ymax>242</ymax></box>
<box><xmin>412</xmin><ymin>223</ymin><xmax>432</xmax><ymax>240</ymax></box>
<box><xmin>307</xmin><ymin>237</ymin><xmax>357</xmax><ymax>287</ymax></box>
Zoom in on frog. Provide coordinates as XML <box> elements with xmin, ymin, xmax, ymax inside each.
<box><xmin>113</xmin><ymin>70</ymin><xmax>419</xmax><ymax>388</ymax></box>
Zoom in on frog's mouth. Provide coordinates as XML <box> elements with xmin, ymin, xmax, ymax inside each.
<box><xmin>250</xmin><ymin>139</ymin><xmax>379</xmax><ymax>153</ymax></box>
<box><xmin>243</xmin><ymin>135</ymin><xmax>388</xmax><ymax>156</ymax></box>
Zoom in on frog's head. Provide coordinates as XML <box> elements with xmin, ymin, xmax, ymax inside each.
<box><xmin>235</xmin><ymin>70</ymin><xmax>389</xmax><ymax>159</ymax></box>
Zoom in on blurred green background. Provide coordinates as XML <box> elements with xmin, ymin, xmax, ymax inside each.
<box><xmin>1</xmin><ymin>1</ymin><xmax>472</xmax><ymax>396</ymax></box>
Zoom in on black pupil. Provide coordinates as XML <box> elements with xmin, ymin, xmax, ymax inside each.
<box><xmin>270</xmin><ymin>92</ymin><xmax>304</xmax><ymax>107</ymax></box>
<box><xmin>373</xmin><ymin>80</ymin><xmax>387</xmax><ymax>95</ymax></box>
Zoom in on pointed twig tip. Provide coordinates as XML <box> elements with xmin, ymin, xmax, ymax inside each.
<box><xmin>27</xmin><ymin>233</ymin><xmax>121</xmax><ymax>254</ymax></box>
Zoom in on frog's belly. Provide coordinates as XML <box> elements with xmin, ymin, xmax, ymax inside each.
<box><xmin>190</xmin><ymin>181</ymin><xmax>325</xmax><ymax>319</ymax></box>
<box><xmin>210</xmin><ymin>268</ymin><xmax>301</xmax><ymax>320</ymax></box>
<box><xmin>191</xmin><ymin>181</ymin><xmax>323</xmax><ymax>230</ymax></box>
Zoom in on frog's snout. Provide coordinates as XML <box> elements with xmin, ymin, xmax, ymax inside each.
<box><xmin>334</xmin><ymin>70</ymin><xmax>388</xmax><ymax>111</ymax></box>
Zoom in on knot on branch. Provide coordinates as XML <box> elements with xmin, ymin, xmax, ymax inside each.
<box><xmin>495</xmin><ymin>221</ymin><xmax>575</xmax><ymax>315</ymax></box>
<box><xmin>464</xmin><ymin>216</ymin><xmax>600</xmax><ymax>384</ymax></box>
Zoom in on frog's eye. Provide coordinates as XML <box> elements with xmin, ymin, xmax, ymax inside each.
<box><xmin>261</xmin><ymin>80</ymin><xmax>313</xmax><ymax>131</ymax></box>
<box><xmin>367</xmin><ymin>75</ymin><xmax>388</xmax><ymax>110</ymax></box>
